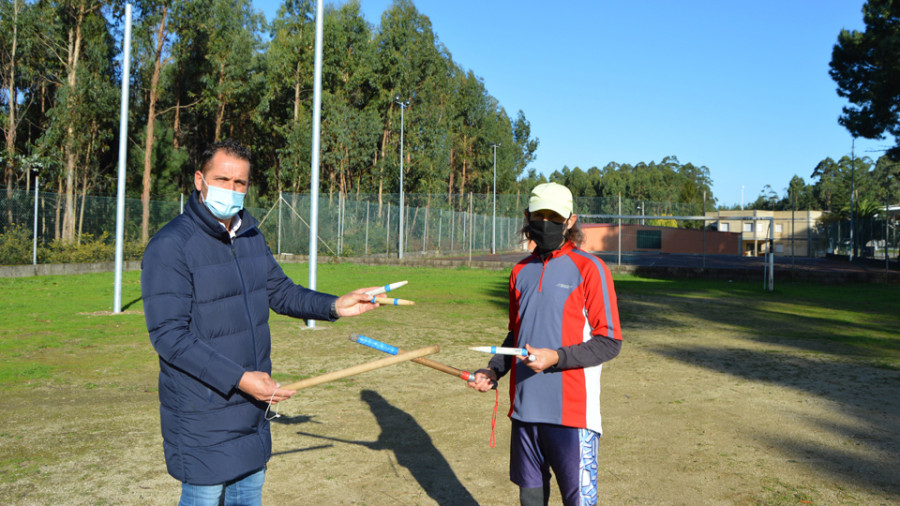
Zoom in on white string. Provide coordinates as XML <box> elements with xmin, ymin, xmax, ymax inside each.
<box><xmin>264</xmin><ymin>390</ymin><xmax>281</xmax><ymax>421</ymax></box>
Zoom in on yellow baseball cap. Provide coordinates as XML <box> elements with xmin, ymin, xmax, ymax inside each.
<box><xmin>528</xmin><ymin>182</ymin><xmax>573</xmax><ymax>218</ymax></box>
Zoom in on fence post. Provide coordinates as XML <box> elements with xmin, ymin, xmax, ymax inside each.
<box><xmin>468</xmin><ymin>193</ymin><xmax>474</xmax><ymax>262</ymax></box>
<box><xmin>32</xmin><ymin>177</ymin><xmax>39</xmax><ymax>265</ymax></box>
<box><xmin>277</xmin><ymin>192</ymin><xmax>282</xmax><ymax>255</ymax></box>
<box><xmin>617</xmin><ymin>192</ymin><xmax>622</xmax><ymax>266</ymax></box>
<box><xmin>702</xmin><ymin>191</ymin><xmax>706</xmax><ymax>269</ymax></box>
<box><xmin>386</xmin><ymin>202</ymin><xmax>391</xmax><ymax>256</ymax></box>
<box><xmin>438</xmin><ymin>209</ymin><xmax>442</xmax><ymax>251</ymax></box>
<box><xmin>365</xmin><ymin>201</ymin><xmax>369</xmax><ymax>256</ymax></box>
<box><xmin>450</xmin><ymin>208</ymin><xmax>455</xmax><ymax>251</ymax></box>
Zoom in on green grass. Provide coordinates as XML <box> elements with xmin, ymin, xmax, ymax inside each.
<box><xmin>0</xmin><ymin>264</ymin><xmax>898</xmax><ymax>503</ymax></box>
<box><xmin>1</xmin><ymin>266</ymin><xmax>897</xmax><ymax>391</ymax></box>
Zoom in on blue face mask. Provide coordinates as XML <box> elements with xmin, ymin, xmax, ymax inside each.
<box><xmin>200</xmin><ymin>174</ymin><xmax>245</xmax><ymax>220</ymax></box>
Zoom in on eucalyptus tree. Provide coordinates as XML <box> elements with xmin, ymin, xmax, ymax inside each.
<box><xmin>165</xmin><ymin>0</ymin><xmax>212</xmax><ymax>156</ymax></box>
<box><xmin>9</xmin><ymin>1</ymin><xmax>63</xmax><ymax>196</ymax></box>
<box><xmin>199</xmin><ymin>0</ymin><xmax>265</xmax><ymax>144</ymax></box>
<box><xmin>1</xmin><ymin>0</ymin><xmax>23</xmax><ymax>207</ymax></box>
<box><xmin>810</xmin><ymin>155</ymin><xmax>874</xmax><ymax>213</ymax></box>
<box><xmin>261</xmin><ymin>0</ymin><xmax>315</xmax><ymax>195</ymax></box>
<box><xmin>509</xmin><ymin>110</ymin><xmax>538</xmax><ymax>184</ymax></box>
<box><xmin>131</xmin><ymin>0</ymin><xmax>176</xmax><ymax>243</ymax></box>
<box><xmin>34</xmin><ymin>0</ymin><xmax>116</xmax><ymax>242</ymax></box>
<box><xmin>373</xmin><ymin>0</ymin><xmax>447</xmax><ymax>202</ymax></box>
<box><xmin>319</xmin><ymin>0</ymin><xmax>380</xmax><ymax>198</ymax></box>
<box><xmin>448</xmin><ymin>69</ymin><xmax>491</xmax><ymax>200</ymax></box>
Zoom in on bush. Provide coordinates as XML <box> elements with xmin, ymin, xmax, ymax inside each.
<box><xmin>0</xmin><ymin>225</ymin><xmax>35</xmax><ymax>265</ymax></box>
<box><xmin>0</xmin><ymin>228</ymin><xmax>146</xmax><ymax>265</ymax></box>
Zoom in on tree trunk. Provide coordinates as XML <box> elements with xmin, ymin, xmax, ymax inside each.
<box><xmin>142</xmin><ymin>6</ymin><xmax>168</xmax><ymax>244</ymax></box>
<box><xmin>77</xmin><ymin>167</ymin><xmax>88</xmax><ymax>245</ymax></box>
<box><xmin>173</xmin><ymin>71</ymin><xmax>181</xmax><ymax>149</ymax></box>
<box><xmin>293</xmin><ymin>61</ymin><xmax>302</xmax><ymax>123</ymax></box>
<box><xmin>214</xmin><ymin>62</ymin><xmax>226</xmax><ymax>141</ymax></box>
<box><xmin>448</xmin><ymin>147</ymin><xmax>455</xmax><ymax>210</ymax></box>
<box><xmin>4</xmin><ymin>0</ymin><xmax>19</xmax><ymax>224</ymax></box>
<box><xmin>272</xmin><ymin>130</ymin><xmax>282</xmax><ymax>195</ymax></box>
<box><xmin>55</xmin><ymin>178</ymin><xmax>63</xmax><ymax>240</ymax></box>
<box><xmin>61</xmin><ymin>2</ymin><xmax>85</xmax><ymax>243</ymax></box>
<box><xmin>459</xmin><ymin>135</ymin><xmax>468</xmax><ymax>210</ymax></box>
<box><xmin>77</xmin><ymin>123</ymin><xmax>96</xmax><ymax>244</ymax></box>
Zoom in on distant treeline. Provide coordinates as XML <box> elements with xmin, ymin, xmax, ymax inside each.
<box><xmin>2</xmin><ymin>0</ymin><xmax>894</xmax><ymax>246</ymax></box>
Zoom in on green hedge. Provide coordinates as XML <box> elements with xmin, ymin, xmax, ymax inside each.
<box><xmin>0</xmin><ymin>225</ymin><xmax>145</xmax><ymax>265</ymax></box>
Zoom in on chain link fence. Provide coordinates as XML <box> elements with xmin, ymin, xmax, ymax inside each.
<box><xmin>0</xmin><ymin>189</ymin><xmax>531</xmax><ymax>263</ymax></box>
<box><xmin>3</xmin><ymin>187</ymin><xmax>897</xmax><ymax>266</ymax></box>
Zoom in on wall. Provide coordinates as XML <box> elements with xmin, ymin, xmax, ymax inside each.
<box><xmin>580</xmin><ymin>224</ymin><xmax>740</xmax><ymax>254</ymax></box>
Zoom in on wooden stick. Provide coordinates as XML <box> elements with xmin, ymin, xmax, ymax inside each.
<box><xmin>350</xmin><ymin>333</ymin><xmax>473</xmax><ymax>381</ymax></box>
<box><xmin>371</xmin><ymin>297</ymin><xmax>415</xmax><ymax>306</ymax></box>
<box><xmin>280</xmin><ymin>345</ymin><xmax>439</xmax><ymax>391</ymax></box>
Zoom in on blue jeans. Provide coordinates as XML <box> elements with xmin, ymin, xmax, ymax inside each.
<box><xmin>179</xmin><ymin>467</ymin><xmax>266</xmax><ymax>506</ymax></box>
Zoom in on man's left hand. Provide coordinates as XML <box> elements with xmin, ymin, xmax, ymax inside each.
<box><xmin>334</xmin><ymin>288</ymin><xmax>381</xmax><ymax>317</ymax></box>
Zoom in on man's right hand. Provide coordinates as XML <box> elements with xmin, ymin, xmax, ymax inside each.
<box><xmin>238</xmin><ymin>371</ymin><xmax>295</xmax><ymax>403</ymax></box>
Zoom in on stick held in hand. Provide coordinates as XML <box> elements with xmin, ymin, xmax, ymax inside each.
<box><xmin>280</xmin><ymin>345</ymin><xmax>439</xmax><ymax>392</ymax></box>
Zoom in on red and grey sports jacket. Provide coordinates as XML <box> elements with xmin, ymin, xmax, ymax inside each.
<box><xmin>501</xmin><ymin>242</ymin><xmax>622</xmax><ymax>434</ymax></box>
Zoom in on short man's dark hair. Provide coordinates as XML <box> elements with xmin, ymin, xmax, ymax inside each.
<box><xmin>200</xmin><ymin>139</ymin><xmax>252</xmax><ymax>174</ymax></box>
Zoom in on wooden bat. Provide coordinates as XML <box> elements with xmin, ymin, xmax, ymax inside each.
<box><xmin>280</xmin><ymin>345</ymin><xmax>439</xmax><ymax>391</ymax></box>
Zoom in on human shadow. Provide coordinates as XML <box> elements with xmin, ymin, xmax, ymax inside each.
<box><xmin>122</xmin><ymin>296</ymin><xmax>142</xmax><ymax>311</ymax></box>
<box><xmin>295</xmin><ymin>389</ymin><xmax>478</xmax><ymax>506</ymax></box>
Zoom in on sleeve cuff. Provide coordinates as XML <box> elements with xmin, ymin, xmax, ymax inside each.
<box><xmin>329</xmin><ymin>299</ymin><xmax>339</xmax><ymax>320</ymax></box>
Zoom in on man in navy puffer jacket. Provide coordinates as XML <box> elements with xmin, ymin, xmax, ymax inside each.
<box><xmin>142</xmin><ymin>140</ymin><xmax>378</xmax><ymax>505</ymax></box>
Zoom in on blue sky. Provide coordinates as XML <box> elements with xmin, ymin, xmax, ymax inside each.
<box><xmin>253</xmin><ymin>0</ymin><xmax>887</xmax><ymax>207</ymax></box>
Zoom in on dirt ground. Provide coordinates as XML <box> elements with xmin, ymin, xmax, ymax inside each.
<box><xmin>2</xmin><ymin>284</ymin><xmax>899</xmax><ymax>505</ymax></box>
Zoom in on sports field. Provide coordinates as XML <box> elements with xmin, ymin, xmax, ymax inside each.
<box><xmin>0</xmin><ymin>263</ymin><xmax>898</xmax><ymax>504</ymax></box>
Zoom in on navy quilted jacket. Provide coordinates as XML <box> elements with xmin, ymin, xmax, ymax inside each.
<box><xmin>141</xmin><ymin>191</ymin><xmax>336</xmax><ymax>485</ymax></box>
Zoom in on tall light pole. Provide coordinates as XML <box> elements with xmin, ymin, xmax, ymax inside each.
<box><xmin>491</xmin><ymin>143</ymin><xmax>500</xmax><ymax>255</ymax></box>
<box><xmin>741</xmin><ymin>185</ymin><xmax>744</xmax><ymax>210</ymax></box>
<box><xmin>395</xmin><ymin>96</ymin><xmax>410</xmax><ymax>259</ymax></box>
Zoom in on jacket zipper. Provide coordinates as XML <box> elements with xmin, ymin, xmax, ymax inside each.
<box><xmin>231</xmin><ymin>241</ymin><xmax>258</xmax><ymax>369</ymax></box>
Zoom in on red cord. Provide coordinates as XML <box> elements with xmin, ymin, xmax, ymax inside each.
<box><xmin>489</xmin><ymin>388</ymin><xmax>499</xmax><ymax>448</ymax></box>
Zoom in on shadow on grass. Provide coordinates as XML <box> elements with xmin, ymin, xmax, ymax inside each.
<box><xmin>285</xmin><ymin>389</ymin><xmax>478</xmax><ymax>505</ymax></box>
<box><xmin>484</xmin><ymin>275</ymin><xmax>509</xmax><ymax>311</ymax></box>
<box><xmin>122</xmin><ymin>296</ymin><xmax>142</xmax><ymax>311</ymax></box>
<box><xmin>656</xmin><ymin>344</ymin><xmax>900</xmax><ymax>495</ymax></box>
<box><xmin>614</xmin><ymin>278</ymin><xmax>900</xmax><ymax>496</ymax></box>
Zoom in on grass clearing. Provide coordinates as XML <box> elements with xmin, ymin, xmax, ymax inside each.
<box><xmin>0</xmin><ymin>264</ymin><xmax>898</xmax><ymax>504</ymax></box>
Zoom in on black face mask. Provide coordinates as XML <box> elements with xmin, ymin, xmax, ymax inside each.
<box><xmin>528</xmin><ymin>219</ymin><xmax>567</xmax><ymax>256</ymax></box>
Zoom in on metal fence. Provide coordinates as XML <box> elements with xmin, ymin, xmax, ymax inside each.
<box><xmin>0</xmin><ymin>189</ymin><xmax>528</xmax><ymax>262</ymax></box>
<box><xmin>823</xmin><ymin>217</ymin><xmax>899</xmax><ymax>261</ymax></box>
<box><xmin>3</xmin><ymin>187</ymin><xmax>896</xmax><ymax>265</ymax></box>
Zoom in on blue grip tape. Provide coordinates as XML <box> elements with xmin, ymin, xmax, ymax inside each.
<box><xmin>356</xmin><ymin>335</ymin><xmax>399</xmax><ymax>355</ymax></box>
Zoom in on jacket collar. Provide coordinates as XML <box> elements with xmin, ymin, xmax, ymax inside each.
<box><xmin>186</xmin><ymin>189</ymin><xmax>257</xmax><ymax>241</ymax></box>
